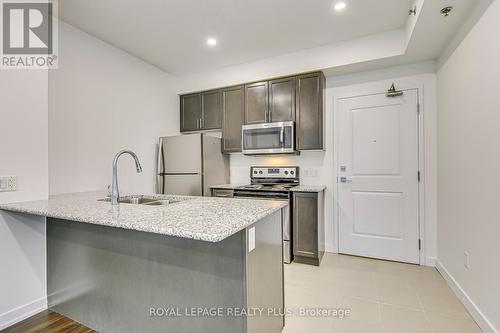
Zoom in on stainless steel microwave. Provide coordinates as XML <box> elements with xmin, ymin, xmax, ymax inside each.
<box><xmin>242</xmin><ymin>121</ymin><xmax>295</xmax><ymax>155</ymax></box>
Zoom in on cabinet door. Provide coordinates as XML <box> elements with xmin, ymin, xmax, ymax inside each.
<box><xmin>293</xmin><ymin>192</ymin><xmax>318</xmax><ymax>259</ymax></box>
<box><xmin>245</xmin><ymin>81</ymin><xmax>269</xmax><ymax>124</ymax></box>
<box><xmin>180</xmin><ymin>93</ymin><xmax>202</xmax><ymax>132</ymax></box>
<box><xmin>202</xmin><ymin>90</ymin><xmax>222</xmax><ymax>130</ymax></box>
<box><xmin>211</xmin><ymin>189</ymin><xmax>234</xmax><ymax>198</ymax></box>
<box><xmin>269</xmin><ymin>77</ymin><xmax>295</xmax><ymax>122</ymax></box>
<box><xmin>296</xmin><ymin>72</ymin><xmax>324</xmax><ymax>150</ymax></box>
<box><xmin>222</xmin><ymin>86</ymin><xmax>245</xmax><ymax>153</ymax></box>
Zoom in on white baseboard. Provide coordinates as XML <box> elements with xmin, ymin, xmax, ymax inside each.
<box><xmin>436</xmin><ymin>259</ymin><xmax>498</xmax><ymax>333</ymax></box>
<box><xmin>0</xmin><ymin>297</ymin><xmax>47</xmax><ymax>330</ymax></box>
<box><xmin>324</xmin><ymin>242</ymin><xmax>336</xmax><ymax>253</ymax></box>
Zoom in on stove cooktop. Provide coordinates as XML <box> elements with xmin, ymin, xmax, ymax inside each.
<box><xmin>236</xmin><ymin>184</ymin><xmax>297</xmax><ymax>191</ymax></box>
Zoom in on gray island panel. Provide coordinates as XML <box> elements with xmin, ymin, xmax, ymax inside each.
<box><xmin>47</xmin><ymin>209</ymin><xmax>284</xmax><ymax>333</ymax></box>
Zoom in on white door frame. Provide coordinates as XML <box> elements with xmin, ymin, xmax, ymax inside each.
<box><xmin>332</xmin><ymin>77</ymin><xmax>432</xmax><ymax>266</ymax></box>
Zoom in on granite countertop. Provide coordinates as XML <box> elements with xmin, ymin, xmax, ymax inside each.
<box><xmin>0</xmin><ymin>191</ymin><xmax>287</xmax><ymax>243</ymax></box>
<box><xmin>290</xmin><ymin>185</ymin><xmax>326</xmax><ymax>192</ymax></box>
<box><xmin>209</xmin><ymin>184</ymin><xmax>244</xmax><ymax>190</ymax></box>
<box><xmin>211</xmin><ymin>184</ymin><xmax>326</xmax><ymax>192</ymax></box>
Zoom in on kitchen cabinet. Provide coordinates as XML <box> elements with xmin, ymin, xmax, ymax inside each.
<box><xmin>180</xmin><ymin>93</ymin><xmax>202</xmax><ymax>132</ymax></box>
<box><xmin>211</xmin><ymin>188</ymin><xmax>234</xmax><ymax>198</ymax></box>
<box><xmin>180</xmin><ymin>70</ymin><xmax>325</xmax><ymax>152</ymax></box>
<box><xmin>222</xmin><ymin>85</ymin><xmax>245</xmax><ymax>153</ymax></box>
<box><xmin>244</xmin><ymin>81</ymin><xmax>268</xmax><ymax>124</ymax></box>
<box><xmin>269</xmin><ymin>77</ymin><xmax>295</xmax><ymax>122</ymax></box>
<box><xmin>202</xmin><ymin>90</ymin><xmax>222</xmax><ymax>130</ymax></box>
<box><xmin>180</xmin><ymin>90</ymin><xmax>222</xmax><ymax>132</ymax></box>
<box><xmin>293</xmin><ymin>191</ymin><xmax>325</xmax><ymax>266</ymax></box>
<box><xmin>296</xmin><ymin>72</ymin><xmax>325</xmax><ymax>150</ymax></box>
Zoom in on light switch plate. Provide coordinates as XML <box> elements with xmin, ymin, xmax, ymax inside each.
<box><xmin>0</xmin><ymin>176</ymin><xmax>17</xmax><ymax>192</ymax></box>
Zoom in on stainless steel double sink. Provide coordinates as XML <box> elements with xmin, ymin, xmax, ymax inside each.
<box><xmin>99</xmin><ymin>195</ymin><xmax>183</xmax><ymax>206</ymax></box>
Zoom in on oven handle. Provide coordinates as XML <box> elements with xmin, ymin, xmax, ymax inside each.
<box><xmin>234</xmin><ymin>191</ymin><xmax>290</xmax><ymax>199</ymax></box>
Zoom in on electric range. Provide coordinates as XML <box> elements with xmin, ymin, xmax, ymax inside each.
<box><xmin>233</xmin><ymin>166</ymin><xmax>299</xmax><ymax>264</ymax></box>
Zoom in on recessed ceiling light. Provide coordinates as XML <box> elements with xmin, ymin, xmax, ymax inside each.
<box><xmin>206</xmin><ymin>38</ymin><xmax>217</xmax><ymax>47</ymax></box>
<box><xmin>334</xmin><ymin>2</ymin><xmax>346</xmax><ymax>11</ymax></box>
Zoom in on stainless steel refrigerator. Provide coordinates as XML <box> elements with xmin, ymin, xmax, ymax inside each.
<box><xmin>156</xmin><ymin>133</ymin><xmax>229</xmax><ymax>196</ymax></box>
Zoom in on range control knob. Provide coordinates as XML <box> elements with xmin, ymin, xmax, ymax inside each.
<box><xmin>254</xmin><ymin>170</ymin><xmax>258</xmax><ymax>174</ymax></box>
<box><xmin>284</xmin><ymin>171</ymin><xmax>289</xmax><ymax>175</ymax></box>
<box><xmin>259</xmin><ymin>171</ymin><xmax>263</xmax><ymax>174</ymax></box>
<box><xmin>290</xmin><ymin>171</ymin><xmax>295</xmax><ymax>175</ymax></box>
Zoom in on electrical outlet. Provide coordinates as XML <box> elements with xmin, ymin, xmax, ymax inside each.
<box><xmin>0</xmin><ymin>176</ymin><xmax>17</xmax><ymax>192</ymax></box>
<box><xmin>464</xmin><ymin>252</ymin><xmax>470</xmax><ymax>269</ymax></box>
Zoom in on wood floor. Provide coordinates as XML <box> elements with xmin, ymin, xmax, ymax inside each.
<box><xmin>0</xmin><ymin>310</ymin><xmax>97</xmax><ymax>333</ymax></box>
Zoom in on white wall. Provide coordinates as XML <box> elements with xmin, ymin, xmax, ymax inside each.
<box><xmin>0</xmin><ymin>70</ymin><xmax>48</xmax><ymax>328</ymax></box>
<box><xmin>437</xmin><ymin>1</ymin><xmax>499</xmax><ymax>331</ymax></box>
<box><xmin>229</xmin><ymin>62</ymin><xmax>438</xmax><ymax>258</ymax></box>
<box><xmin>49</xmin><ymin>22</ymin><xmax>179</xmax><ymax>195</ymax></box>
<box><xmin>176</xmin><ymin>30</ymin><xmax>405</xmax><ymax>94</ymax></box>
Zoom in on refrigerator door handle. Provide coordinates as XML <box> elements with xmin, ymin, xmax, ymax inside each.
<box><xmin>156</xmin><ymin>175</ymin><xmax>164</xmax><ymax>194</ymax></box>
<box><xmin>157</xmin><ymin>139</ymin><xmax>164</xmax><ymax>174</ymax></box>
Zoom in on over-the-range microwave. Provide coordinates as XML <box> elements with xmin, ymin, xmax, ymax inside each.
<box><xmin>241</xmin><ymin>121</ymin><xmax>296</xmax><ymax>155</ymax></box>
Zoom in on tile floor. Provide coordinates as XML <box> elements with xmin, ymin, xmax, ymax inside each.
<box><xmin>282</xmin><ymin>254</ymin><xmax>482</xmax><ymax>333</ymax></box>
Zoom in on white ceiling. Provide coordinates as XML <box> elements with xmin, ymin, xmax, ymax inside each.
<box><xmin>59</xmin><ymin>0</ymin><xmax>413</xmax><ymax>76</ymax></box>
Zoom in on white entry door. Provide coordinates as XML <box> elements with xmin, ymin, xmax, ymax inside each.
<box><xmin>338</xmin><ymin>89</ymin><xmax>420</xmax><ymax>264</ymax></box>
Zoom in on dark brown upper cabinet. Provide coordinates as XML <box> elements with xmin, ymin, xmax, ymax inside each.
<box><xmin>269</xmin><ymin>77</ymin><xmax>295</xmax><ymax>123</ymax></box>
<box><xmin>222</xmin><ymin>85</ymin><xmax>245</xmax><ymax>153</ymax></box>
<box><xmin>244</xmin><ymin>81</ymin><xmax>269</xmax><ymax>124</ymax></box>
<box><xmin>180</xmin><ymin>70</ymin><xmax>325</xmax><ymax>152</ymax></box>
<box><xmin>180</xmin><ymin>90</ymin><xmax>222</xmax><ymax>132</ymax></box>
<box><xmin>180</xmin><ymin>93</ymin><xmax>202</xmax><ymax>132</ymax></box>
<box><xmin>296</xmin><ymin>72</ymin><xmax>325</xmax><ymax>150</ymax></box>
<box><xmin>202</xmin><ymin>90</ymin><xmax>222</xmax><ymax>130</ymax></box>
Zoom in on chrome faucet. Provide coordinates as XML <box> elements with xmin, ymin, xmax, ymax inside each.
<box><xmin>111</xmin><ymin>150</ymin><xmax>142</xmax><ymax>205</ymax></box>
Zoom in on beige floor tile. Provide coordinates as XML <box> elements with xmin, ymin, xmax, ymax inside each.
<box><xmin>419</xmin><ymin>293</ymin><xmax>472</xmax><ymax>319</ymax></box>
<box><xmin>374</xmin><ymin>271</ymin><xmax>413</xmax><ymax>289</ymax></box>
<box><xmin>282</xmin><ymin>255</ymin><xmax>478</xmax><ymax>333</ymax></box>
<box><xmin>427</xmin><ymin>313</ymin><xmax>482</xmax><ymax>333</ymax></box>
<box><xmin>412</xmin><ymin>279</ymin><xmax>457</xmax><ymax>300</ymax></box>
<box><xmin>337</xmin><ymin>295</ymin><xmax>381</xmax><ymax>324</ymax></box>
<box><xmin>380</xmin><ymin>304</ymin><xmax>433</xmax><ymax>333</ymax></box>
<box><xmin>283</xmin><ymin>316</ymin><xmax>335</xmax><ymax>333</ymax></box>
<box><xmin>378</xmin><ymin>284</ymin><xmax>422</xmax><ymax>309</ymax></box>
<box><xmin>327</xmin><ymin>268</ymin><xmax>379</xmax><ymax>300</ymax></box>
<box><xmin>325</xmin><ymin>254</ymin><xmax>379</xmax><ymax>272</ymax></box>
<box><xmin>285</xmin><ymin>283</ymin><xmax>338</xmax><ymax>308</ymax></box>
<box><xmin>332</xmin><ymin>319</ymin><xmax>384</xmax><ymax>333</ymax></box>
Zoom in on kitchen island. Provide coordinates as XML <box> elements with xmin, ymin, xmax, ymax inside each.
<box><xmin>0</xmin><ymin>192</ymin><xmax>286</xmax><ymax>333</ymax></box>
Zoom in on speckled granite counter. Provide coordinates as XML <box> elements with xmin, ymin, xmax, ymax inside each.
<box><xmin>210</xmin><ymin>184</ymin><xmax>326</xmax><ymax>192</ymax></box>
<box><xmin>0</xmin><ymin>191</ymin><xmax>287</xmax><ymax>242</ymax></box>
<box><xmin>290</xmin><ymin>185</ymin><xmax>326</xmax><ymax>192</ymax></box>
<box><xmin>210</xmin><ymin>184</ymin><xmax>244</xmax><ymax>190</ymax></box>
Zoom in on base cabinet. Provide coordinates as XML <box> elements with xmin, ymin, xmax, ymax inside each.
<box><xmin>211</xmin><ymin>188</ymin><xmax>234</xmax><ymax>198</ymax></box>
<box><xmin>293</xmin><ymin>191</ymin><xmax>325</xmax><ymax>266</ymax></box>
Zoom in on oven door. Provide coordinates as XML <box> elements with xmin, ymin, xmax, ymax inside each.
<box><xmin>233</xmin><ymin>190</ymin><xmax>292</xmax><ymax>264</ymax></box>
<box><xmin>242</xmin><ymin>121</ymin><xmax>295</xmax><ymax>155</ymax></box>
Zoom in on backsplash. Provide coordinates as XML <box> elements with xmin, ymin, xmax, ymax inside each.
<box><xmin>229</xmin><ymin>151</ymin><xmax>326</xmax><ymax>185</ymax></box>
